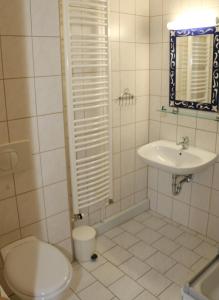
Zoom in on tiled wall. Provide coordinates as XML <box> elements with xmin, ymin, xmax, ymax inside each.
<box><xmin>0</xmin><ymin>0</ymin><xmax>72</xmax><ymax>268</ymax></box>
<box><xmin>75</xmin><ymin>0</ymin><xmax>150</xmax><ymax>225</ymax></box>
<box><xmin>148</xmin><ymin>0</ymin><xmax>219</xmax><ymax>242</ymax></box>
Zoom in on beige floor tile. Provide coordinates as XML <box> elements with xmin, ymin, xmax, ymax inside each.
<box><xmin>152</xmin><ymin>237</ymin><xmax>179</xmax><ymax>255</ymax></box>
<box><xmin>146</xmin><ymin>251</ymin><xmax>176</xmax><ymax>274</ymax></box>
<box><xmin>171</xmin><ymin>247</ymin><xmax>200</xmax><ymax>268</ymax></box>
<box><xmin>105</xmin><ymin>227</ymin><xmax>124</xmax><ymax>239</ymax></box>
<box><xmin>129</xmin><ymin>241</ymin><xmax>157</xmax><ymax>260</ymax></box>
<box><xmin>159</xmin><ymin>224</ymin><xmax>183</xmax><ymax>240</ymax></box>
<box><xmin>96</xmin><ymin>236</ymin><xmax>116</xmax><ymax>254</ymax></box>
<box><xmin>92</xmin><ymin>262</ymin><xmax>124</xmax><ymax>286</ymax></box>
<box><xmin>104</xmin><ymin>245</ymin><xmax>132</xmax><ymax>266</ymax></box>
<box><xmin>109</xmin><ymin>276</ymin><xmax>143</xmax><ymax>300</ymax></box>
<box><xmin>194</xmin><ymin>241</ymin><xmax>218</xmax><ymax>259</ymax></box>
<box><xmin>143</xmin><ymin>216</ymin><xmax>167</xmax><ymax>230</ymax></box>
<box><xmin>78</xmin><ymin>281</ymin><xmax>113</xmax><ymax>300</ymax></box>
<box><xmin>166</xmin><ymin>264</ymin><xmax>194</xmax><ymax>286</ymax></box>
<box><xmin>120</xmin><ymin>220</ymin><xmax>144</xmax><ymax>234</ymax></box>
<box><xmin>175</xmin><ymin>232</ymin><xmax>202</xmax><ymax>250</ymax></box>
<box><xmin>159</xmin><ymin>283</ymin><xmax>181</xmax><ymax>300</ymax></box>
<box><xmin>120</xmin><ymin>257</ymin><xmax>151</xmax><ymax>280</ymax></box>
<box><xmin>137</xmin><ymin>228</ymin><xmax>162</xmax><ymax>244</ymax></box>
<box><xmin>138</xmin><ymin>269</ymin><xmax>171</xmax><ymax>296</ymax></box>
<box><xmin>113</xmin><ymin>232</ymin><xmax>139</xmax><ymax>249</ymax></box>
<box><xmin>70</xmin><ymin>263</ymin><xmax>96</xmax><ymax>293</ymax></box>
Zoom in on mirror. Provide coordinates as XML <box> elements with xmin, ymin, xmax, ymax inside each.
<box><xmin>169</xmin><ymin>26</ymin><xmax>219</xmax><ymax>112</ymax></box>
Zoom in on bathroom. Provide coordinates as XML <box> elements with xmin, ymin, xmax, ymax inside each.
<box><xmin>0</xmin><ymin>0</ymin><xmax>219</xmax><ymax>299</ymax></box>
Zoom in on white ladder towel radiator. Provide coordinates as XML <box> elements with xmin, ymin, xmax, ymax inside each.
<box><xmin>62</xmin><ymin>0</ymin><xmax>113</xmax><ymax>215</ymax></box>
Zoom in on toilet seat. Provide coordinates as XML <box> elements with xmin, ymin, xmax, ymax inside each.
<box><xmin>3</xmin><ymin>239</ymin><xmax>72</xmax><ymax>299</ymax></box>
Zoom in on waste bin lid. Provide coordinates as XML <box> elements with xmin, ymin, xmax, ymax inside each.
<box><xmin>72</xmin><ymin>226</ymin><xmax>96</xmax><ymax>241</ymax></box>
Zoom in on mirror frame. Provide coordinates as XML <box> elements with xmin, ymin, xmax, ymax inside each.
<box><xmin>169</xmin><ymin>26</ymin><xmax>219</xmax><ymax>112</ymax></box>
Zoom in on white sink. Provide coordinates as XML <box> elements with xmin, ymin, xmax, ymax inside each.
<box><xmin>137</xmin><ymin>140</ymin><xmax>217</xmax><ymax>175</ymax></box>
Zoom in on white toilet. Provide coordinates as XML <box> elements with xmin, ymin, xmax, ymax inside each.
<box><xmin>0</xmin><ymin>237</ymin><xmax>73</xmax><ymax>300</ymax></box>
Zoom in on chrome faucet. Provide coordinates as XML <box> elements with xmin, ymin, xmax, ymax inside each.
<box><xmin>177</xmin><ymin>136</ymin><xmax>189</xmax><ymax>150</ymax></box>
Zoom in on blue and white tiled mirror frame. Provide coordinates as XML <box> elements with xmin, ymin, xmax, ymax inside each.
<box><xmin>169</xmin><ymin>26</ymin><xmax>219</xmax><ymax>112</ymax></box>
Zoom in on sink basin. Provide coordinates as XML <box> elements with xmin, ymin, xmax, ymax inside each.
<box><xmin>137</xmin><ymin>140</ymin><xmax>217</xmax><ymax>175</ymax></box>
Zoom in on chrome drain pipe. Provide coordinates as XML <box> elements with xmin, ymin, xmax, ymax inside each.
<box><xmin>172</xmin><ymin>174</ymin><xmax>193</xmax><ymax>195</ymax></box>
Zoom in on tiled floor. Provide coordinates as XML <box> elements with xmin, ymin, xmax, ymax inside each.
<box><xmin>11</xmin><ymin>210</ymin><xmax>218</xmax><ymax>300</ymax></box>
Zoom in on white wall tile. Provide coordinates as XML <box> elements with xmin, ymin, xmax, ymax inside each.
<box><xmin>173</xmin><ymin>200</ymin><xmax>189</xmax><ymax>226</ymax></box>
<box><xmin>109</xmin><ymin>12</ymin><xmax>120</xmax><ymax>41</ymax></box>
<box><xmin>136</xmin><ymin>0</ymin><xmax>149</xmax><ymax>16</ymax></box>
<box><xmin>38</xmin><ymin>113</ymin><xmax>65</xmax><ymax>152</ymax></box>
<box><xmin>210</xmin><ymin>189</ymin><xmax>219</xmax><ymax>217</ymax></box>
<box><xmin>136</xmin><ymin>16</ymin><xmax>149</xmax><ymax>43</ymax></box>
<box><xmin>0</xmin><ymin>0</ymin><xmax>31</xmax><ymax>35</ymax></box>
<box><xmin>111</xmin><ymin>42</ymin><xmax>120</xmax><ymax>71</ymax></box>
<box><xmin>1</xmin><ymin>36</ymin><xmax>34</xmax><ymax>78</ymax></box>
<box><xmin>31</xmin><ymin>0</ymin><xmax>60</xmax><ymax>36</ymax></box>
<box><xmin>14</xmin><ymin>154</ymin><xmax>42</xmax><ymax>194</ymax></box>
<box><xmin>0</xmin><ymin>44</ymin><xmax>3</xmax><ymax>79</ymax></box>
<box><xmin>148</xmin><ymin>167</ymin><xmax>158</xmax><ymax>190</ymax></box>
<box><xmin>0</xmin><ymin>80</ymin><xmax>6</xmax><ymax>121</ymax></box>
<box><xmin>8</xmin><ymin>117</ymin><xmax>39</xmax><ymax>154</ymax></box>
<box><xmin>121</xmin><ymin>124</ymin><xmax>135</xmax><ymax>150</ymax></box>
<box><xmin>120</xmin><ymin>42</ymin><xmax>135</xmax><ymax>70</ymax></box>
<box><xmin>110</xmin><ymin>0</ymin><xmax>119</xmax><ymax>12</ymax></box>
<box><xmin>135</xmin><ymin>169</ymin><xmax>147</xmax><ymax>192</ymax></box>
<box><xmin>157</xmin><ymin>193</ymin><xmax>173</xmax><ymax>218</ymax></box>
<box><xmin>207</xmin><ymin>215</ymin><xmax>219</xmax><ymax>242</ymax></box>
<box><xmin>0</xmin><ymin>175</ymin><xmax>15</xmax><ymax>201</ymax></box>
<box><xmin>35</xmin><ymin>76</ymin><xmax>63</xmax><ymax>115</ymax></box>
<box><xmin>136</xmin><ymin>96</ymin><xmax>149</xmax><ymax>122</ymax></box>
<box><xmin>121</xmin><ymin>149</ymin><xmax>135</xmax><ymax>175</ymax></box>
<box><xmin>120</xmin><ymin>14</ymin><xmax>135</xmax><ymax>42</ymax></box>
<box><xmin>0</xmin><ymin>122</ymin><xmax>9</xmax><ymax>144</ymax></box>
<box><xmin>160</xmin><ymin>123</ymin><xmax>177</xmax><ymax>141</ymax></box>
<box><xmin>21</xmin><ymin>219</ymin><xmax>48</xmax><ymax>241</ymax></box>
<box><xmin>113</xmin><ymin>153</ymin><xmax>121</xmax><ymax>178</ymax></box>
<box><xmin>121</xmin><ymin>173</ymin><xmax>134</xmax><ymax>198</ymax></box>
<box><xmin>17</xmin><ymin>189</ymin><xmax>45</xmax><ymax>226</ymax></box>
<box><xmin>191</xmin><ymin>183</ymin><xmax>210</xmax><ymax>212</ymax></box>
<box><xmin>120</xmin><ymin>71</ymin><xmax>136</xmax><ymax>95</ymax></box>
<box><xmin>113</xmin><ymin>127</ymin><xmax>120</xmax><ymax>153</ymax></box>
<box><xmin>33</xmin><ymin>37</ymin><xmax>61</xmax><ymax>76</ymax></box>
<box><xmin>120</xmin><ymin>0</ymin><xmax>135</xmax><ymax>14</ymax></box>
<box><xmin>136</xmin><ymin>70</ymin><xmax>149</xmax><ymax>96</ymax></box>
<box><xmin>150</xmin><ymin>43</ymin><xmax>162</xmax><ymax>69</ymax></box>
<box><xmin>195</xmin><ymin>130</ymin><xmax>216</xmax><ymax>152</ymax></box>
<box><xmin>150</xmin><ymin>0</ymin><xmax>163</xmax><ymax>16</ymax></box>
<box><xmin>0</xmin><ymin>197</ymin><xmax>19</xmax><ymax>235</ymax></box>
<box><xmin>0</xmin><ymin>229</ymin><xmax>20</xmax><ymax>249</ymax></box>
<box><xmin>47</xmin><ymin>211</ymin><xmax>71</xmax><ymax>244</ymax></box>
<box><xmin>44</xmin><ymin>181</ymin><xmax>68</xmax><ymax>217</ymax></box>
<box><xmin>4</xmin><ymin>78</ymin><xmax>36</xmax><ymax>120</ymax></box>
<box><xmin>150</xmin><ymin>16</ymin><xmax>162</xmax><ymax>43</ymax></box>
<box><xmin>189</xmin><ymin>207</ymin><xmax>208</xmax><ymax>235</ymax></box>
<box><xmin>136</xmin><ymin>44</ymin><xmax>149</xmax><ymax>70</ymax></box>
<box><xmin>135</xmin><ymin>121</ymin><xmax>148</xmax><ymax>146</ymax></box>
<box><xmin>41</xmin><ymin>148</ymin><xmax>67</xmax><ymax>185</ymax></box>
<box><xmin>158</xmin><ymin>170</ymin><xmax>172</xmax><ymax>196</ymax></box>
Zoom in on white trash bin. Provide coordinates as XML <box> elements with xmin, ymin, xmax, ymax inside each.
<box><xmin>72</xmin><ymin>225</ymin><xmax>96</xmax><ymax>262</ymax></box>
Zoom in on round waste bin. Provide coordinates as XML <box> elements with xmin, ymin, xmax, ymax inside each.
<box><xmin>72</xmin><ymin>225</ymin><xmax>96</xmax><ymax>262</ymax></box>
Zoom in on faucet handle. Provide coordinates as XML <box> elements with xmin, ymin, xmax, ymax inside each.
<box><xmin>182</xmin><ymin>136</ymin><xmax>189</xmax><ymax>143</ymax></box>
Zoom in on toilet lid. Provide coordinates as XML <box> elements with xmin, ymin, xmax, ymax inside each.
<box><xmin>4</xmin><ymin>240</ymin><xmax>72</xmax><ymax>298</ymax></box>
